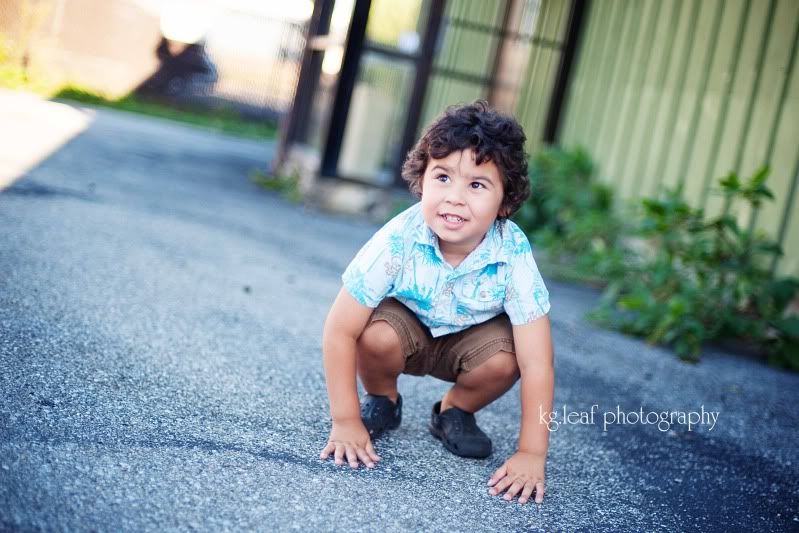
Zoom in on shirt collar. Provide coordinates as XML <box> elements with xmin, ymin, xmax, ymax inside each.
<box><xmin>412</xmin><ymin>210</ymin><xmax>511</xmax><ymax>272</ymax></box>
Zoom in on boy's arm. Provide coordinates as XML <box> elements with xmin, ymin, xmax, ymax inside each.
<box><xmin>516</xmin><ymin>315</ymin><xmax>554</xmax><ymax>454</ymax></box>
<box><xmin>319</xmin><ymin>287</ymin><xmax>381</xmax><ymax>468</ymax></box>
<box><xmin>487</xmin><ymin>315</ymin><xmax>554</xmax><ymax>504</ymax></box>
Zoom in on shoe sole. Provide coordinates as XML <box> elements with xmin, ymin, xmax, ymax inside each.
<box><xmin>428</xmin><ymin>422</ymin><xmax>491</xmax><ymax>459</ymax></box>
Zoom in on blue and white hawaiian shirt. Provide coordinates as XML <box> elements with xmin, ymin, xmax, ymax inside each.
<box><xmin>342</xmin><ymin>202</ymin><xmax>550</xmax><ymax>337</ymax></box>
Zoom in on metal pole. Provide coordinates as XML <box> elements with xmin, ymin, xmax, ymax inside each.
<box><xmin>320</xmin><ymin>0</ymin><xmax>372</xmax><ymax>177</ymax></box>
<box><xmin>394</xmin><ymin>0</ymin><xmax>447</xmax><ymax>186</ymax></box>
<box><xmin>543</xmin><ymin>0</ymin><xmax>588</xmax><ymax>144</ymax></box>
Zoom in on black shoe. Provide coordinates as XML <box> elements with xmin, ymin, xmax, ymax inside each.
<box><xmin>360</xmin><ymin>393</ymin><xmax>402</xmax><ymax>438</ymax></box>
<box><xmin>429</xmin><ymin>401</ymin><xmax>492</xmax><ymax>458</ymax></box>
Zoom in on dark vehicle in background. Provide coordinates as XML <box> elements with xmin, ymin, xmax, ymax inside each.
<box><xmin>136</xmin><ymin>36</ymin><xmax>218</xmax><ymax>100</ymax></box>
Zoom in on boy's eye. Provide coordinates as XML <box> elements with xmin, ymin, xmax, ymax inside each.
<box><xmin>470</xmin><ymin>181</ymin><xmax>486</xmax><ymax>189</ymax></box>
<box><xmin>436</xmin><ymin>174</ymin><xmax>450</xmax><ymax>183</ymax></box>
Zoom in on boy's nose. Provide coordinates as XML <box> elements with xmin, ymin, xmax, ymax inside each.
<box><xmin>444</xmin><ymin>183</ymin><xmax>467</xmax><ymax>204</ymax></box>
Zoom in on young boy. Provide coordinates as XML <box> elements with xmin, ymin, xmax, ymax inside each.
<box><xmin>319</xmin><ymin>101</ymin><xmax>554</xmax><ymax>505</ymax></box>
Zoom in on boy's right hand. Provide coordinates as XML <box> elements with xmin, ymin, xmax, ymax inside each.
<box><xmin>320</xmin><ymin>418</ymin><xmax>381</xmax><ymax>469</ymax></box>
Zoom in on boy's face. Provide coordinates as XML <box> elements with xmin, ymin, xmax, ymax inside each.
<box><xmin>420</xmin><ymin>149</ymin><xmax>506</xmax><ymax>259</ymax></box>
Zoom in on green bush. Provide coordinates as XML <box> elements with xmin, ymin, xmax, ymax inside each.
<box><xmin>513</xmin><ymin>146</ymin><xmax>627</xmax><ymax>281</ymax></box>
<box><xmin>515</xmin><ymin>146</ymin><xmax>799</xmax><ymax>370</ymax></box>
<box><xmin>589</xmin><ymin>167</ymin><xmax>799</xmax><ymax>368</ymax></box>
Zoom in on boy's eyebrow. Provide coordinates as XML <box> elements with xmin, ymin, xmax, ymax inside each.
<box><xmin>429</xmin><ymin>164</ymin><xmax>497</xmax><ymax>184</ymax></box>
<box><xmin>430</xmin><ymin>164</ymin><xmax>454</xmax><ymax>173</ymax></box>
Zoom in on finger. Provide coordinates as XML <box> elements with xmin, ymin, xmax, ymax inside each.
<box><xmin>487</xmin><ymin>465</ymin><xmax>508</xmax><ymax>486</ymax></box>
<box><xmin>334</xmin><ymin>444</ymin><xmax>345</xmax><ymax>466</ymax></box>
<box><xmin>355</xmin><ymin>447</ymin><xmax>376</xmax><ymax>468</ymax></box>
<box><xmin>503</xmin><ymin>480</ymin><xmax>525</xmax><ymax>501</ymax></box>
<box><xmin>534</xmin><ymin>481</ymin><xmax>545</xmax><ymax>504</ymax></box>
<box><xmin>518</xmin><ymin>481</ymin><xmax>535</xmax><ymax>504</ymax></box>
<box><xmin>344</xmin><ymin>445</ymin><xmax>359</xmax><ymax>469</ymax></box>
<box><xmin>489</xmin><ymin>475</ymin><xmax>515</xmax><ymax>496</ymax></box>
<box><xmin>488</xmin><ymin>476</ymin><xmax>513</xmax><ymax>496</ymax></box>
<box><xmin>320</xmin><ymin>442</ymin><xmax>335</xmax><ymax>460</ymax></box>
<box><xmin>488</xmin><ymin>473</ymin><xmax>507</xmax><ymax>495</ymax></box>
<box><xmin>365</xmin><ymin>440</ymin><xmax>381</xmax><ymax>462</ymax></box>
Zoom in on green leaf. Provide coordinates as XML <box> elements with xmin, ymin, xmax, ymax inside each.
<box><xmin>718</xmin><ymin>171</ymin><xmax>741</xmax><ymax>192</ymax></box>
<box><xmin>764</xmin><ymin>278</ymin><xmax>799</xmax><ymax>311</ymax></box>
<box><xmin>619</xmin><ymin>294</ymin><xmax>646</xmax><ymax>311</ymax></box>
<box><xmin>648</xmin><ymin>313</ymin><xmax>675</xmax><ymax>343</ymax></box>
<box><xmin>773</xmin><ymin>317</ymin><xmax>799</xmax><ymax>340</ymax></box>
<box><xmin>747</xmin><ymin>165</ymin><xmax>770</xmax><ymax>189</ymax></box>
<box><xmin>754</xmin><ymin>241</ymin><xmax>783</xmax><ymax>256</ymax></box>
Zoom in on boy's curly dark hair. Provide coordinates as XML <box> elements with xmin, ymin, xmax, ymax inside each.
<box><xmin>401</xmin><ymin>100</ymin><xmax>530</xmax><ymax>220</ymax></box>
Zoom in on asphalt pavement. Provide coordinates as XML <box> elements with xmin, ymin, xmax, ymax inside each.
<box><xmin>1</xmin><ymin>91</ymin><xmax>797</xmax><ymax>532</ymax></box>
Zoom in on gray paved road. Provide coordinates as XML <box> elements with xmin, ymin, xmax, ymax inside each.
<box><xmin>1</xmin><ymin>92</ymin><xmax>798</xmax><ymax>532</ymax></box>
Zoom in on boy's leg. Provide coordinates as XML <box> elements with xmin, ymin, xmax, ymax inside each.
<box><xmin>430</xmin><ymin>313</ymin><xmax>519</xmax><ymax>414</ymax></box>
<box><xmin>356</xmin><ymin>320</ymin><xmax>405</xmax><ymax>404</ymax></box>
<box><xmin>356</xmin><ymin>298</ymin><xmax>434</xmax><ymax>404</ymax></box>
<box><xmin>440</xmin><ymin>350</ymin><xmax>520</xmax><ymax>413</ymax></box>
<box><xmin>427</xmin><ymin>320</ymin><xmax>517</xmax><ymax>458</ymax></box>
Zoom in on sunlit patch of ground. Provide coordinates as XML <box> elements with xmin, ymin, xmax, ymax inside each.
<box><xmin>0</xmin><ymin>89</ymin><xmax>94</xmax><ymax>191</ymax></box>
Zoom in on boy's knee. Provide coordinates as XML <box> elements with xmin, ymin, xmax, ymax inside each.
<box><xmin>358</xmin><ymin>320</ymin><xmax>402</xmax><ymax>358</ymax></box>
<box><xmin>484</xmin><ymin>350</ymin><xmax>520</xmax><ymax>382</ymax></box>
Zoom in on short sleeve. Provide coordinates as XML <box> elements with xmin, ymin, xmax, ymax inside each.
<box><xmin>503</xmin><ymin>237</ymin><xmax>551</xmax><ymax>324</ymax></box>
<box><xmin>341</xmin><ymin>222</ymin><xmax>405</xmax><ymax>308</ymax></box>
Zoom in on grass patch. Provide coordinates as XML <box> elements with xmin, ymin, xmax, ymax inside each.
<box><xmin>0</xmin><ymin>63</ymin><xmax>52</xmax><ymax>94</ymax></box>
<box><xmin>52</xmin><ymin>86</ymin><xmax>277</xmax><ymax>140</ymax></box>
<box><xmin>250</xmin><ymin>169</ymin><xmax>303</xmax><ymax>203</ymax></box>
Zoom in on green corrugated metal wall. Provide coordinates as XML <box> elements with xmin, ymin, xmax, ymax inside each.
<box><xmin>423</xmin><ymin>0</ymin><xmax>573</xmax><ymax>153</ymax></box>
<box><xmin>561</xmin><ymin>0</ymin><xmax>799</xmax><ymax>277</ymax></box>
<box><xmin>420</xmin><ymin>0</ymin><xmax>507</xmax><ymax>128</ymax></box>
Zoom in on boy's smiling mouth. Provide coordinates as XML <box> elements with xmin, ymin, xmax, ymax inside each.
<box><xmin>440</xmin><ymin>213</ymin><xmax>466</xmax><ymax>223</ymax></box>
<box><xmin>440</xmin><ymin>213</ymin><xmax>467</xmax><ymax>229</ymax></box>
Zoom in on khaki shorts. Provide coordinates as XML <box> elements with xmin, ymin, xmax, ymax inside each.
<box><xmin>368</xmin><ymin>298</ymin><xmax>515</xmax><ymax>383</ymax></box>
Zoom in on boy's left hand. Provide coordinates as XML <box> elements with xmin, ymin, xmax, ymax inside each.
<box><xmin>487</xmin><ymin>451</ymin><xmax>546</xmax><ymax>504</ymax></box>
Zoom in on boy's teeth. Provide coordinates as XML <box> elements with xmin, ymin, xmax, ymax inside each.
<box><xmin>444</xmin><ymin>215</ymin><xmax>463</xmax><ymax>222</ymax></box>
